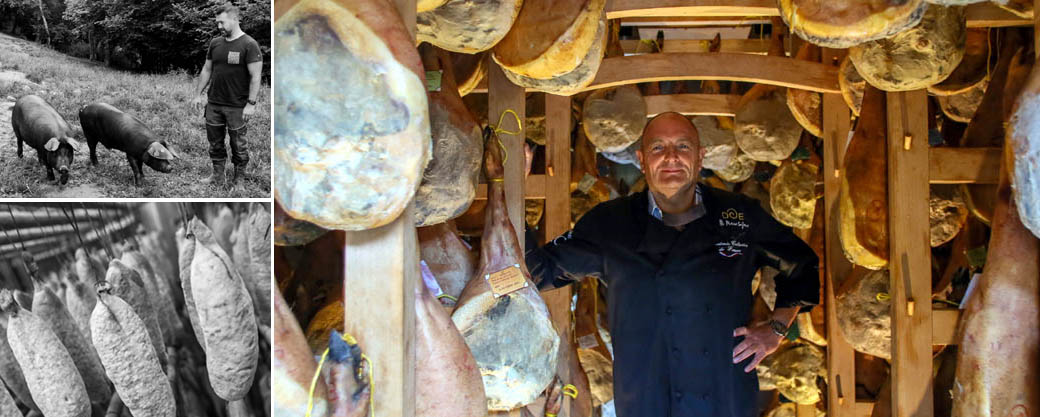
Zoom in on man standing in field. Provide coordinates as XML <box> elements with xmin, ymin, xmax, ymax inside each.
<box><xmin>192</xmin><ymin>4</ymin><xmax>262</xmax><ymax>190</ymax></box>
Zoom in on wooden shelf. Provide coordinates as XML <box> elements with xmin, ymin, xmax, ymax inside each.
<box><xmin>929</xmin><ymin>147</ymin><xmax>1001</xmax><ymax>184</ymax></box>
<box><xmin>606</xmin><ymin>0</ymin><xmax>1030</xmax><ymax>27</ymax></box>
<box><xmin>645</xmin><ymin>93</ymin><xmax>742</xmax><ymax>116</ymax></box>
<box><xmin>620</xmin><ymin>38</ymin><xmax>769</xmax><ymax>54</ymax></box>
<box><xmin>584</xmin><ymin>53</ymin><xmax>840</xmax><ymax>93</ymax></box>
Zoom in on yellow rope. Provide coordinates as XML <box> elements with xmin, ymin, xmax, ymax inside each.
<box><xmin>493</xmin><ymin>109</ymin><xmax>522</xmax><ymax>136</ymax></box>
<box><xmin>306</xmin><ymin>332</ymin><xmax>374</xmax><ymax>417</ymax></box>
<box><xmin>562</xmin><ymin>384</ymin><xmax>579</xmax><ymax>399</ymax></box>
<box><xmin>875</xmin><ymin>292</ymin><xmax>891</xmax><ymax>302</ymax></box>
<box><xmin>436</xmin><ymin>294</ymin><xmax>458</xmax><ymax>302</ymax></box>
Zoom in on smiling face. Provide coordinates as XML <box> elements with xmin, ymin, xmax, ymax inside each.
<box><xmin>636</xmin><ymin>112</ymin><xmax>705</xmax><ymax>196</ymax></box>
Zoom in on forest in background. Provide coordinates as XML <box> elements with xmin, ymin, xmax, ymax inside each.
<box><xmin>0</xmin><ymin>0</ymin><xmax>270</xmax><ymax>78</ymax></box>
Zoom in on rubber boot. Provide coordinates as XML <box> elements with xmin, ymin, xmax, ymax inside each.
<box><xmin>230</xmin><ymin>165</ymin><xmax>244</xmax><ymax>191</ymax></box>
<box><xmin>202</xmin><ymin>162</ymin><xmax>224</xmax><ymax>186</ymax></box>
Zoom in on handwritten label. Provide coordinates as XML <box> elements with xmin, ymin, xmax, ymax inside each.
<box><xmin>486</xmin><ymin>264</ymin><xmax>528</xmax><ymax>298</ymax></box>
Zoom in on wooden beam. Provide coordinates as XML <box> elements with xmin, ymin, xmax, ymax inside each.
<box><xmin>1036</xmin><ymin>0</ymin><xmax>1040</xmax><ymax>57</ymax></box>
<box><xmin>342</xmin><ymin>206</ymin><xmax>419</xmax><ymax>417</ymax></box>
<box><xmin>340</xmin><ymin>2</ymin><xmax>417</xmax><ymax>415</ymax></box>
<box><xmin>886</xmin><ymin>90</ymin><xmax>933</xmax><ymax>417</ymax></box>
<box><xmin>620</xmin><ymin>38</ymin><xmax>769</xmax><ymax>54</ymax></box>
<box><xmin>796</xmin><ymin>404</ymin><xmax>818</xmax><ymax>417</ymax></box>
<box><xmin>645</xmin><ymin>93</ymin><xmax>741</xmax><ymax>116</ymax></box>
<box><xmin>488</xmin><ymin>59</ymin><xmax>527</xmax><ymax>246</ymax></box>
<box><xmin>543</xmin><ymin>94</ymin><xmax>573</xmax><ymax>240</ymax></box>
<box><xmin>618</xmin><ymin>16</ymin><xmax>772</xmax><ymax>27</ymax></box>
<box><xmin>929</xmin><ymin>147</ymin><xmax>1001</xmax><ymax>184</ymax></box>
<box><xmin>932</xmin><ymin>309</ymin><xmax>961</xmax><ymax>346</ymax></box>
<box><xmin>855</xmin><ymin>402</ymin><xmax>876</xmax><ymax>417</ymax></box>
<box><xmin>607</xmin><ymin>0</ymin><xmax>1028</xmax><ymax>26</ymax></box>
<box><xmin>822</xmin><ymin>46</ymin><xmax>856</xmax><ymax>417</ymax></box>
<box><xmin>966</xmin><ymin>2</ymin><xmax>1032</xmax><ymax>27</ymax></box>
<box><xmin>606</xmin><ymin>0</ymin><xmax>778</xmax><ymax>19</ymax></box>
<box><xmin>584</xmin><ymin>53</ymin><xmax>840</xmax><ymax>93</ymax></box>
<box><xmin>539</xmin><ymin>92</ymin><xmax>581</xmax><ymax>413</ymax></box>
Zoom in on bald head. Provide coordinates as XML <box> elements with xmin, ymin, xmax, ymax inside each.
<box><xmin>636</xmin><ymin>111</ymin><xmax>705</xmax><ymax>197</ymax></box>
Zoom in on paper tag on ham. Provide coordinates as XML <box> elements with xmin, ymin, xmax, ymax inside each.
<box><xmin>425</xmin><ymin>70</ymin><xmax>442</xmax><ymax>92</ymax></box>
<box><xmin>420</xmin><ymin>260</ymin><xmax>445</xmax><ymax>298</ymax></box>
<box><xmin>485</xmin><ymin>264</ymin><xmax>528</xmax><ymax>298</ymax></box>
<box><xmin>577</xmin><ymin>334</ymin><xmax>599</xmax><ymax>349</ymax></box>
<box><xmin>577</xmin><ymin>173</ymin><xmax>597</xmax><ymax>194</ymax></box>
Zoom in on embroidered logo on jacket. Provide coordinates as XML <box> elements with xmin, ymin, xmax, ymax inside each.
<box><xmin>716</xmin><ymin>240</ymin><xmax>748</xmax><ymax>258</ymax></box>
<box><xmin>228</xmin><ymin>51</ymin><xmax>241</xmax><ymax>65</ymax></box>
<box><xmin>719</xmin><ymin>208</ymin><xmax>750</xmax><ymax>230</ymax></box>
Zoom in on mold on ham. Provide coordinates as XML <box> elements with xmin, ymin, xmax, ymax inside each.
<box><xmin>416</xmin><ymin>44</ymin><xmax>483</xmax><ymax>227</ymax></box>
<box><xmin>937</xmin><ymin>78</ymin><xmax>987</xmax><ymax>123</ymax></box>
<box><xmin>417</xmin><ymin>0</ymin><xmax>523</xmax><ymax>53</ymax></box>
<box><xmin>849</xmin><ymin>4</ymin><xmax>966</xmax><ymax>92</ymax></box>
<box><xmin>930</xmin><ymin>185</ymin><xmax>969</xmax><ymax>247</ymax></box>
<box><xmin>777</xmin><ymin>0</ymin><xmax>927</xmax><ymax>48</ymax></box>
<box><xmin>770</xmin><ymin>158</ymin><xmax>820</xmax><ymax>230</ymax></box>
<box><xmin>735</xmin><ymin>23</ymin><xmax>802</xmax><ymax>162</ymax></box>
<box><xmin>836</xmin><ymin>268</ymin><xmax>892</xmax><ymax>359</ymax></box>
<box><xmin>755</xmin><ymin>342</ymin><xmax>826</xmax><ymax>404</ymax></box>
<box><xmin>503</xmin><ymin>19</ymin><xmax>606</xmax><ymax>96</ymax></box>
<box><xmin>712</xmin><ymin>150</ymin><xmax>756</xmax><ymax>183</ymax></box>
<box><xmin>929</xmin><ymin>28</ymin><xmax>990</xmax><ymax>96</ymax></box>
<box><xmin>1006</xmin><ymin>52</ymin><xmax>1040</xmax><ymax>239</ymax></box>
<box><xmin>451</xmin><ymin>128</ymin><xmax>560</xmax><ymax>410</ymax></box>
<box><xmin>582</xmin><ymin>85</ymin><xmax>647</xmax><ymax>153</ymax></box>
<box><xmin>274</xmin><ymin>0</ymin><xmax>431</xmax><ymax>231</ymax></box>
<box><xmin>492</xmin><ymin>0</ymin><xmax>606</xmax><ymax>80</ymax></box>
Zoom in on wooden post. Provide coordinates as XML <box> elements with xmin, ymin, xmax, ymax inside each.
<box><xmin>1035</xmin><ymin>0</ymin><xmax>1040</xmax><ymax>56</ymax></box>
<box><xmin>488</xmin><ymin>60</ymin><xmax>527</xmax><ymax>245</ymax></box>
<box><xmin>543</xmin><ymin>93</ymin><xmax>573</xmax><ymax>243</ymax></box>
<box><xmin>341</xmin><ymin>2</ymin><xmax>417</xmax><ymax>416</ymax></box>
<box><xmin>822</xmin><ymin>48</ymin><xmax>856</xmax><ymax>417</ymax></box>
<box><xmin>885</xmin><ymin>90</ymin><xmax>933</xmax><ymax>417</ymax></box>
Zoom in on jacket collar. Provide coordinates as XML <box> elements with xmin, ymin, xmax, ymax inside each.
<box><xmin>636</xmin><ymin>183</ymin><xmax>717</xmax><ymax>255</ymax></box>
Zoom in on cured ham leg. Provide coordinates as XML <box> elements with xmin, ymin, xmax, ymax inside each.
<box><xmin>451</xmin><ymin>128</ymin><xmax>561</xmax><ymax>410</ymax></box>
<box><xmin>415</xmin><ymin>269</ymin><xmax>486</xmax><ymax>417</ymax></box>
<box><xmin>418</xmin><ymin>221</ymin><xmax>477</xmax><ymax>309</ymax></box>
<box><xmin>952</xmin><ymin>143</ymin><xmax>1040</xmax><ymax>417</ymax></box>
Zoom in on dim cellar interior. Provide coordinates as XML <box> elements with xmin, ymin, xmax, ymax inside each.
<box><xmin>271</xmin><ymin>0</ymin><xmax>1040</xmax><ymax>416</ymax></box>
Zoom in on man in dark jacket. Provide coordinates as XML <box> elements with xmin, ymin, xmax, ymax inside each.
<box><xmin>525</xmin><ymin>112</ymin><xmax>820</xmax><ymax>417</ymax></box>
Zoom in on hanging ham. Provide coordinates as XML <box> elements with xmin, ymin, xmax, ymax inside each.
<box><xmin>274</xmin><ymin>0</ymin><xmax>431</xmax><ymax>231</ymax></box>
<box><xmin>451</xmin><ymin>127</ymin><xmax>561</xmax><ymax>410</ymax></box>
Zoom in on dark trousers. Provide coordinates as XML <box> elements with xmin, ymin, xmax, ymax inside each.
<box><xmin>205</xmin><ymin>103</ymin><xmax>249</xmax><ymax>167</ymax></box>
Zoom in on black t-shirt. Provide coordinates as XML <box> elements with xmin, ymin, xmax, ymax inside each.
<box><xmin>207</xmin><ymin>34</ymin><xmax>262</xmax><ymax>107</ymax></box>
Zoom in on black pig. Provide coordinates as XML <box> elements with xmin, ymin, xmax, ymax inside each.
<box><xmin>79</xmin><ymin>102</ymin><xmax>179</xmax><ymax>186</ymax></box>
<box><xmin>11</xmin><ymin>94</ymin><xmax>81</xmax><ymax>185</ymax></box>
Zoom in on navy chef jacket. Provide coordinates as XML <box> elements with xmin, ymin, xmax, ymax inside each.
<box><xmin>525</xmin><ymin>185</ymin><xmax>820</xmax><ymax>417</ymax></box>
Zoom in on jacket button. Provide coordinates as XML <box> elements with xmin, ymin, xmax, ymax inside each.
<box><xmin>674</xmin><ymin>391</ymin><xmax>683</xmax><ymax>399</ymax></box>
<box><xmin>705</xmin><ymin>306</ymin><xmax>712</xmax><ymax>313</ymax></box>
<box><xmin>665</xmin><ymin>307</ymin><xmax>673</xmax><ymax>315</ymax></box>
<box><xmin>672</xmin><ymin>347</ymin><xmax>680</xmax><ymax>355</ymax></box>
<box><xmin>701</xmin><ymin>394</ymin><xmax>709</xmax><ymax>401</ymax></box>
<box><xmin>703</xmin><ymin>348</ymin><xmax>709</xmax><ymax>356</ymax></box>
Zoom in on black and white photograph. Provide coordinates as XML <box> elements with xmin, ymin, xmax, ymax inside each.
<box><xmin>0</xmin><ymin>202</ymin><xmax>272</xmax><ymax>416</ymax></box>
<box><xmin>0</xmin><ymin>0</ymin><xmax>271</xmax><ymax>197</ymax></box>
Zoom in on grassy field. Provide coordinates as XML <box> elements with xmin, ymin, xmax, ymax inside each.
<box><xmin>0</xmin><ymin>33</ymin><xmax>270</xmax><ymax>197</ymax></box>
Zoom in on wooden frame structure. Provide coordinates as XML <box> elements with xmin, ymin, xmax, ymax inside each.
<box><xmin>343</xmin><ymin>0</ymin><xmax>1035</xmax><ymax>415</ymax></box>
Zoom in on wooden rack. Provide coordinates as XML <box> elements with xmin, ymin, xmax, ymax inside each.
<box><xmin>342</xmin><ymin>0</ymin><xmax>1038</xmax><ymax>414</ymax></box>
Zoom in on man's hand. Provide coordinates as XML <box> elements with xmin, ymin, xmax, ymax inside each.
<box><xmin>732</xmin><ymin>324</ymin><xmax>784</xmax><ymax>373</ymax></box>
<box><xmin>243</xmin><ymin>103</ymin><xmax>256</xmax><ymax>119</ymax></box>
<box><xmin>192</xmin><ymin>95</ymin><xmax>206</xmax><ymax>111</ymax></box>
